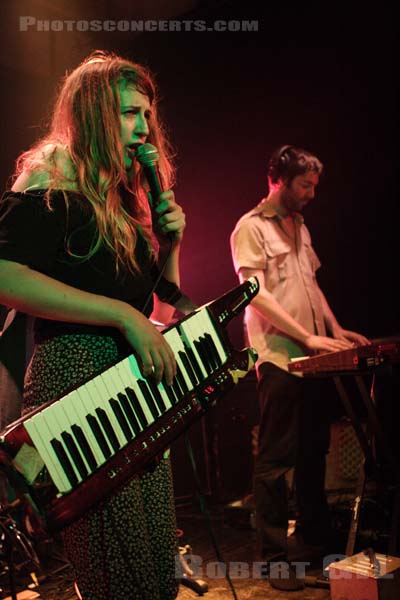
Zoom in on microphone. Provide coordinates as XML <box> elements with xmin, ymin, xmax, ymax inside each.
<box><xmin>136</xmin><ymin>142</ymin><xmax>174</xmax><ymax>241</ymax></box>
<box><xmin>136</xmin><ymin>143</ymin><xmax>196</xmax><ymax>311</ymax></box>
<box><xmin>135</xmin><ymin>143</ymin><xmax>163</xmax><ymax>206</ymax></box>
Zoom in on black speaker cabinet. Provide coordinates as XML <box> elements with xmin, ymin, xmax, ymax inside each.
<box><xmin>325</xmin><ymin>418</ymin><xmax>364</xmax><ymax>495</ymax></box>
<box><xmin>171</xmin><ymin>371</ymin><xmax>260</xmax><ymax>504</ymax></box>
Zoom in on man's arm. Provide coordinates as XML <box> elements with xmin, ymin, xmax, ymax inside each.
<box><xmin>238</xmin><ymin>267</ymin><xmax>355</xmax><ymax>353</ymax></box>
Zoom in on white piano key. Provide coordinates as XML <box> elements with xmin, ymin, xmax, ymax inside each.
<box><xmin>119</xmin><ymin>355</ymin><xmax>174</xmax><ymax>412</ymax></box>
<box><xmin>193</xmin><ymin>309</ymin><xmax>228</xmax><ymax>369</ymax></box>
<box><xmin>163</xmin><ymin>327</ymin><xmax>194</xmax><ymax>391</ymax></box>
<box><xmin>92</xmin><ymin>374</ymin><xmax>128</xmax><ymax>445</ymax></box>
<box><xmin>187</xmin><ymin>311</ymin><xmax>212</xmax><ymax>373</ymax></box>
<box><xmin>107</xmin><ymin>358</ymin><xmax>154</xmax><ymax>426</ymax></box>
<box><xmin>121</xmin><ymin>356</ymin><xmax>157</xmax><ymax>425</ymax></box>
<box><xmin>99</xmin><ymin>358</ymin><xmax>144</xmax><ymax>430</ymax></box>
<box><xmin>113</xmin><ymin>356</ymin><xmax>137</xmax><ymax>388</ymax></box>
<box><xmin>83</xmin><ymin>377</ymin><xmax>126</xmax><ymax>448</ymax></box>
<box><xmin>119</xmin><ymin>356</ymin><xmax>155</xmax><ymax>428</ymax></box>
<box><xmin>57</xmin><ymin>405</ymin><xmax>93</xmax><ymax>474</ymax></box>
<box><xmin>65</xmin><ymin>389</ymin><xmax>106</xmax><ymax>466</ymax></box>
<box><xmin>102</xmin><ymin>365</ymin><xmax>146</xmax><ymax>428</ymax></box>
<box><xmin>44</xmin><ymin>401</ymin><xmax>84</xmax><ymax>483</ymax></box>
<box><xmin>24</xmin><ymin>410</ymin><xmax>73</xmax><ymax>494</ymax></box>
<box><xmin>179</xmin><ymin>313</ymin><xmax>208</xmax><ymax>379</ymax></box>
<box><xmin>55</xmin><ymin>391</ymin><xmax>99</xmax><ymax>472</ymax></box>
<box><xmin>134</xmin><ymin>361</ymin><xmax>174</xmax><ymax>413</ymax></box>
<box><xmin>203</xmin><ymin>308</ymin><xmax>228</xmax><ymax>364</ymax></box>
<box><xmin>148</xmin><ymin>378</ymin><xmax>174</xmax><ymax>412</ymax></box>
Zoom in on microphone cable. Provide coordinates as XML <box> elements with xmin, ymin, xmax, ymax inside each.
<box><xmin>184</xmin><ymin>434</ymin><xmax>239</xmax><ymax>600</ymax></box>
<box><xmin>141</xmin><ymin>236</ymin><xmax>172</xmax><ymax>315</ymax></box>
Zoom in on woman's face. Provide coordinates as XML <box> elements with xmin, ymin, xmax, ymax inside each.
<box><xmin>119</xmin><ymin>84</ymin><xmax>152</xmax><ymax>168</ymax></box>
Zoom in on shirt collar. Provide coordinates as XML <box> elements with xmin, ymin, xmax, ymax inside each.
<box><xmin>255</xmin><ymin>198</ymin><xmax>304</xmax><ymax>225</ymax></box>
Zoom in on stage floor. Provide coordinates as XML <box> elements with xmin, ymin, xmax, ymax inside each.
<box><xmin>3</xmin><ymin>500</ymin><xmax>336</xmax><ymax>600</ymax></box>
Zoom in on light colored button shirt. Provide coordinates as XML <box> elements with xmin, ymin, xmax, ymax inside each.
<box><xmin>230</xmin><ymin>200</ymin><xmax>326</xmax><ymax>372</ymax></box>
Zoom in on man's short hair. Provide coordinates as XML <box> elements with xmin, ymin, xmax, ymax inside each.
<box><xmin>267</xmin><ymin>145</ymin><xmax>323</xmax><ymax>184</ymax></box>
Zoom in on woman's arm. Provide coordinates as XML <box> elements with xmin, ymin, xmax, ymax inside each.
<box><xmin>0</xmin><ymin>259</ymin><xmax>176</xmax><ymax>384</ymax></box>
<box><xmin>150</xmin><ymin>190</ymin><xmax>185</xmax><ymax>325</ymax></box>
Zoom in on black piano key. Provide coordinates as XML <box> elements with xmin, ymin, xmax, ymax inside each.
<box><xmin>183</xmin><ymin>343</ymin><xmax>204</xmax><ymax>381</ymax></box>
<box><xmin>162</xmin><ymin>379</ymin><xmax>178</xmax><ymax>406</ymax></box>
<box><xmin>178</xmin><ymin>350</ymin><xmax>198</xmax><ymax>386</ymax></box>
<box><xmin>61</xmin><ymin>431</ymin><xmax>89</xmax><ymax>479</ymax></box>
<box><xmin>198</xmin><ymin>335</ymin><xmax>216</xmax><ymax>371</ymax></box>
<box><xmin>194</xmin><ymin>339</ymin><xmax>212</xmax><ymax>375</ymax></box>
<box><xmin>171</xmin><ymin>377</ymin><xmax>183</xmax><ymax>403</ymax></box>
<box><xmin>71</xmin><ymin>424</ymin><xmax>98</xmax><ymax>471</ymax></box>
<box><xmin>173</xmin><ymin>370</ymin><xmax>187</xmax><ymax>399</ymax></box>
<box><xmin>147</xmin><ymin>380</ymin><xmax>167</xmax><ymax>413</ymax></box>
<box><xmin>175</xmin><ymin>364</ymin><xmax>189</xmax><ymax>394</ymax></box>
<box><xmin>137</xmin><ymin>380</ymin><xmax>159</xmax><ymax>420</ymax></box>
<box><xmin>117</xmin><ymin>392</ymin><xmax>141</xmax><ymax>436</ymax></box>
<box><xmin>165</xmin><ymin>366</ymin><xmax>185</xmax><ymax>402</ymax></box>
<box><xmin>109</xmin><ymin>398</ymin><xmax>133</xmax><ymax>442</ymax></box>
<box><xmin>95</xmin><ymin>408</ymin><xmax>120</xmax><ymax>452</ymax></box>
<box><xmin>50</xmin><ymin>438</ymin><xmax>79</xmax><ymax>487</ymax></box>
<box><xmin>203</xmin><ymin>334</ymin><xmax>219</xmax><ymax>371</ymax></box>
<box><xmin>125</xmin><ymin>387</ymin><xmax>148</xmax><ymax>429</ymax></box>
<box><xmin>204</xmin><ymin>333</ymin><xmax>223</xmax><ymax>368</ymax></box>
<box><xmin>86</xmin><ymin>414</ymin><xmax>112</xmax><ymax>459</ymax></box>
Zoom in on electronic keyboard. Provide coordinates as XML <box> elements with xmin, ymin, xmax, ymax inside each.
<box><xmin>288</xmin><ymin>338</ymin><xmax>400</xmax><ymax>376</ymax></box>
<box><xmin>0</xmin><ymin>277</ymin><xmax>259</xmax><ymax>531</ymax></box>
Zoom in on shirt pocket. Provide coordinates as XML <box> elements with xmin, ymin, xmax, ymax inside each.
<box><xmin>264</xmin><ymin>237</ymin><xmax>293</xmax><ymax>288</ymax></box>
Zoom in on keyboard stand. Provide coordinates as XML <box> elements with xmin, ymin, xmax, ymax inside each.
<box><xmin>332</xmin><ymin>371</ymin><xmax>400</xmax><ymax>557</ymax></box>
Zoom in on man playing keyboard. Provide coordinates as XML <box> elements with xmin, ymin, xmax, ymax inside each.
<box><xmin>230</xmin><ymin>145</ymin><xmax>369</xmax><ymax>591</ymax></box>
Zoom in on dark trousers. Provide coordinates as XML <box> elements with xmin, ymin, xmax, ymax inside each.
<box><xmin>254</xmin><ymin>362</ymin><xmax>333</xmax><ymax>561</ymax></box>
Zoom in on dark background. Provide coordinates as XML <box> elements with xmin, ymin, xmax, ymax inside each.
<box><xmin>0</xmin><ymin>0</ymin><xmax>398</xmax><ymax>344</ymax></box>
<box><xmin>0</xmin><ymin>0</ymin><xmax>398</xmax><ymax>507</ymax></box>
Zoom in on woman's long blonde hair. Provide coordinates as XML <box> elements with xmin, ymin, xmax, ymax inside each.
<box><xmin>14</xmin><ymin>50</ymin><xmax>175</xmax><ymax>273</ymax></box>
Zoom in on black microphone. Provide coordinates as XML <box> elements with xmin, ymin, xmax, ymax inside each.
<box><xmin>136</xmin><ymin>144</ymin><xmax>196</xmax><ymax>312</ymax></box>
<box><xmin>135</xmin><ymin>143</ymin><xmax>163</xmax><ymax>207</ymax></box>
<box><xmin>136</xmin><ymin>143</ymin><xmax>175</xmax><ymax>241</ymax></box>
